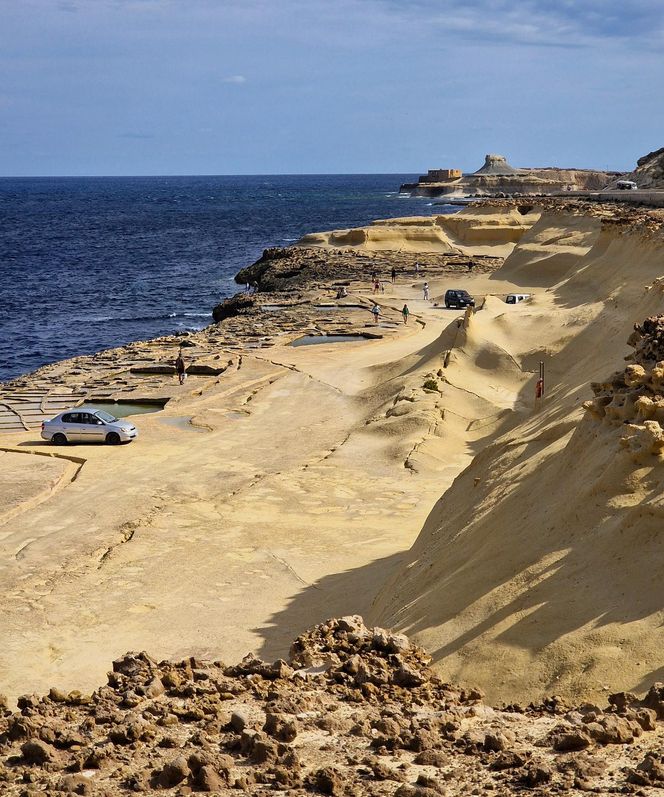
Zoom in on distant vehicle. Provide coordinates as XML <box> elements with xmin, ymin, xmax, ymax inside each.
<box><xmin>445</xmin><ymin>289</ymin><xmax>475</xmax><ymax>309</ymax></box>
<box><xmin>616</xmin><ymin>180</ymin><xmax>638</xmax><ymax>190</ymax></box>
<box><xmin>505</xmin><ymin>293</ymin><xmax>531</xmax><ymax>304</ymax></box>
<box><xmin>41</xmin><ymin>408</ymin><xmax>138</xmax><ymax>445</ymax></box>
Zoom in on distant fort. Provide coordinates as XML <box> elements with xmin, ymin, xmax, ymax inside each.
<box><xmin>402</xmin><ymin>154</ymin><xmax>618</xmax><ymax>198</ymax></box>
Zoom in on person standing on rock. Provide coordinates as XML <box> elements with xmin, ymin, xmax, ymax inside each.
<box><xmin>402</xmin><ymin>304</ymin><xmax>410</xmax><ymax>324</ymax></box>
<box><xmin>415</xmin><ymin>262</ymin><xmax>420</xmax><ymax>275</ymax></box>
<box><xmin>373</xmin><ymin>279</ymin><xmax>380</xmax><ymax>295</ymax></box>
<box><xmin>175</xmin><ymin>349</ymin><xmax>186</xmax><ymax>385</ymax></box>
<box><xmin>423</xmin><ymin>282</ymin><xmax>430</xmax><ymax>301</ymax></box>
<box><xmin>371</xmin><ymin>304</ymin><xmax>381</xmax><ymax>324</ymax></box>
<box><xmin>391</xmin><ymin>267</ymin><xmax>397</xmax><ymax>284</ymax></box>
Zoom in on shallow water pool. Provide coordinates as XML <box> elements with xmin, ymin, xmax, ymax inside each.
<box><xmin>84</xmin><ymin>401</ymin><xmax>166</xmax><ymax>418</ymax></box>
<box><xmin>290</xmin><ymin>334</ymin><xmax>372</xmax><ymax>347</ymax></box>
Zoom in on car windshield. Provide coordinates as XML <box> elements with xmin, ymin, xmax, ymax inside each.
<box><xmin>95</xmin><ymin>410</ymin><xmax>117</xmax><ymax>423</ymax></box>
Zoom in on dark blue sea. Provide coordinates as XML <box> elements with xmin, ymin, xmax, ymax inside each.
<box><xmin>0</xmin><ymin>174</ymin><xmax>454</xmax><ymax>382</ymax></box>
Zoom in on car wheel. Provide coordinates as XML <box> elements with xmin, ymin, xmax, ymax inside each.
<box><xmin>106</xmin><ymin>432</ymin><xmax>121</xmax><ymax>445</ymax></box>
<box><xmin>52</xmin><ymin>433</ymin><xmax>67</xmax><ymax>445</ymax></box>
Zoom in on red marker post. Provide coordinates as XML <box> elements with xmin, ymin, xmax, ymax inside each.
<box><xmin>535</xmin><ymin>361</ymin><xmax>545</xmax><ymax>402</ymax></box>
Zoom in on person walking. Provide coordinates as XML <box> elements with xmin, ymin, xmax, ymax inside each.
<box><xmin>373</xmin><ymin>279</ymin><xmax>380</xmax><ymax>295</ymax></box>
<box><xmin>391</xmin><ymin>267</ymin><xmax>397</xmax><ymax>284</ymax></box>
<box><xmin>415</xmin><ymin>261</ymin><xmax>420</xmax><ymax>275</ymax></box>
<box><xmin>175</xmin><ymin>349</ymin><xmax>186</xmax><ymax>385</ymax></box>
<box><xmin>423</xmin><ymin>282</ymin><xmax>430</xmax><ymax>301</ymax></box>
<box><xmin>371</xmin><ymin>304</ymin><xmax>381</xmax><ymax>324</ymax></box>
<box><xmin>402</xmin><ymin>304</ymin><xmax>410</xmax><ymax>324</ymax></box>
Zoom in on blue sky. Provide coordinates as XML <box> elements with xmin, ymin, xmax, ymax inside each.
<box><xmin>1</xmin><ymin>0</ymin><xmax>662</xmax><ymax>175</ymax></box>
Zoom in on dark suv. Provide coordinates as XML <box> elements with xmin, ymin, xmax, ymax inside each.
<box><xmin>445</xmin><ymin>289</ymin><xmax>475</xmax><ymax>309</ymax></box>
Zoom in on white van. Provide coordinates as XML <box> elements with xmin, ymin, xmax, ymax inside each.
<box><xmin>505</xmin><ymin>293</ymin><xmax>530</xmax><ymax>304</ymax></box>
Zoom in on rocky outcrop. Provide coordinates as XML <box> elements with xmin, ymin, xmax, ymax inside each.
<box><xmin>211</xmin><ymin>292</ymin><xmax>256</xmax><ymax>323</ymax></box>
<box><xmin>1</xmin><ymin>617</ymin><xmax>664</xmax><ymax>795</ymax></box>
<box><xmin>585</xmin><ymin>314</ymin><xmax>664</xmax><ymax>454</ymax></box>
<box><xmin>605</xmin><ymin>146</ymin><xmax>664</xmax><ymax>190</ymax></box>
<box><xmin>232</xmin><ymin>244</ymin><xmax>501</xmax><ymax>292</ymax></box>
<box><xmin>473</xmin><ymin>153</ymin><xmax>522</xmax><ymax>176</ymax></box>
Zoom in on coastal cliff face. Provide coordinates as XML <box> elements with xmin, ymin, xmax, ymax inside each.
<box><xmin>371</xmin><ymin>209</ymin><xmax>664</xmax><ymax>704</ymax></box>
<box><xmin>294</xmin><ymin>206</ymin><xmax>541</xmax><ymax>259</ymax></box>
<box><xmin>403</xmin><ymin>154</ymin><xmax>616</xmax><ymax>197</ymax></box>
<box><xmin>405</xmin><ymin>169</ymin><xmax>613</xmax><ymax>198</ymax></box>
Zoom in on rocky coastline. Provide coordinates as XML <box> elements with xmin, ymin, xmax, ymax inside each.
<box><xmin>0</xmin><ymin>245</ymin><xmax>501</xmax><ymax>434</ymax></box>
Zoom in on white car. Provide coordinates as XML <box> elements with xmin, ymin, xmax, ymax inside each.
<box><xmin>41</xmin><ymin>408</ymin><xmax>138</xmax><ymax>445</ymax></box>
<box><xmin>505</xmin><ymin>293</ymin><xmax>531</xmax><ymax>304</ymax></box>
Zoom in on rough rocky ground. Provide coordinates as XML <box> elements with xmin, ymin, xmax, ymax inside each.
<box><xmin>3</xmin><ymin>617</ymin><xmax>664</xmax><ymax>797</ymax></box>
<box><xmin>233</xmin><ymin>248</ymin><xmax>500</xmax><ymax>294</ymax></box>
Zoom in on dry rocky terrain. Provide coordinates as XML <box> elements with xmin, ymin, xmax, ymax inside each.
<box><xmin>3</xmin><ymin>617</ymin><xmax>664</xmax><ymax>796</ymax></box>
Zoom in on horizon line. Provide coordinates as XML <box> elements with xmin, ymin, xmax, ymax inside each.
<box><xmin>0</xmin><ymin>166</ymin><xmax>627</xmax><ymax>180</ymax></box>
<box><xmin>0</xmin><ymin>171</ymin><xmax>422</xmax><ymax>179</ymax></box>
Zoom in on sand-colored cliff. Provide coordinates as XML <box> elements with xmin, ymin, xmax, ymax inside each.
<box><xmin>372</xmin><ymin>212</ymin><xmax>664</xmax><ymax>704</ymax></box>
<box><xmin>297</xmin><ymin>206</ymin><xmax>541</xmax><ymax>258</ymax></box>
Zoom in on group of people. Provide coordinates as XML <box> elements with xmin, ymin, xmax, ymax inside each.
<box><xmin>367</xmin><ymin>266</ymin><xmax>432</xmax><ymax>326</ymax></box>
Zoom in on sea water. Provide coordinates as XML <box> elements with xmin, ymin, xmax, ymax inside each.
<box><xmin>0</xmin><ymin>174</ymin><xmax>453</xmax><ymax>381</ymax></box>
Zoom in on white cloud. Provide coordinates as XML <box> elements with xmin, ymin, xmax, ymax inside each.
<box><xmin>222</xmin><ymin>75</ymin><xmax>247</xmax><ymax>84</ymax></box>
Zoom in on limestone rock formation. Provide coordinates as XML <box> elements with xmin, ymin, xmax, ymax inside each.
<box><xmin>473</xmin><ymin>153</ymin><xmax>522</xmax><ymax>176</ymax></box>
<box><xmin>402</xmin><ymin>154</ymin><xmax>616</xmax><ymax>197</ymax></box>
<box><xmin>585</xmin><ymin>314</ymin><xmax>664</xmax><ymax>454</ymax></box>
<box><xmin>211</xmin><ymin>292</ymin><xmax>256</xmax><ymax>323</ymax></box>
